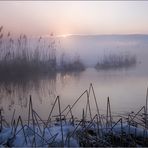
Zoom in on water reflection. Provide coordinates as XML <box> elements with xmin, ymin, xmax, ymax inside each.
<box><xmin>0</xmin><ymin>66</ymin><xmax>147</xmax><ymax>122</ymax></box>
<box><xmin>0</xmin><ymin>74</ymin><xmax>55</xmax><ymax>110</ymax></box>
<box><xmin>0</xmin><ymin>72</ymin><xmax>81</xmax><ymax>121</ymax></box>
<box><xmin>59</xmin><ymin>72</ymin><xmax>81</xmax><ymax>88</ymax></box>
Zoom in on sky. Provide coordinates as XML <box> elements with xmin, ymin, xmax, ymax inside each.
<box><xmin>0</xmin><ymin>1</ymin><xmax>148</xmax><ymax>36</ymax></box>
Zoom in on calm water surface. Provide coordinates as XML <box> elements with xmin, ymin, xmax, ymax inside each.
<box><xmin>0</xmin><ymin>66</ymin><xmax>148</xmax><ymax>122</ymax></box>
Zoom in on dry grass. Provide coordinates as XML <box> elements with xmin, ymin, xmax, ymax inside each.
<box><xmin>0</xmin><ymin>84</ymin><xmax>148</xmax><ymax>147</ymax></box>
<box><xmin>95</xmin><ymin>53</ymin><xmax>137</xmax><ymax>70</ymax></box>
<box><xmin>0</xmin><ymin>26</ymin><xmax>85</xmax><ymax>81</ymax></box>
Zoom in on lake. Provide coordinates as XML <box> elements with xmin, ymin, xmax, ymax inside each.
<box><xmin>0</xmin><ymin>35</ymin><xmax>148</xmax><ymax>122</ymax></box>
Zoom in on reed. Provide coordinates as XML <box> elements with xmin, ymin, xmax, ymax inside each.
<box><xmin>0</xmin><ymin>83</ymin><xmax>148</xmax><ymax>147</ymax></box>
<box><xmin>95</xmin><ymin>53</ymin><xmax>137</xmax><ymax>70</ymax></box>
<box><xmin>0</xmin><ymin>26</ymin><xmax>85</xmax><ymax>82</ymax></box>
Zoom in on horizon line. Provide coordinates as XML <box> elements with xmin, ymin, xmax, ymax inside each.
<box><xmin>42</xmin><ymin>33</ymin><xmax>148</xmax><ymax>38</ymax></box>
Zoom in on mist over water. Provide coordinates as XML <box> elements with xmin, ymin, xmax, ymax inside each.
<box><xmin>58</xmin><ymin>35</ymin><xmax>148</xmax><ymax>68</ymax></box>
<box><xmin>0</xmin><ymin>35</ymin><xmax>148</xmax><ymax>121</ymax></box>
